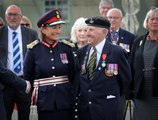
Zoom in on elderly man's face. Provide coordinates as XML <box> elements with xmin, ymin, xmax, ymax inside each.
<box><xmin>86</xmin><ymin>26</ymin><xmax>108</xmax><ymax>46</ymax></box>
<box><xmin>5</xmin><ymin>5</ymin><xmax>22</xmax><ymax>30</ymax></box>
<box><xmin>99</xmin><ymin>3</ymin><xmax>113</xmax><ymax>18</ymax></box>
<box><xmin>107</xmin><ymin>10</ymin><xmax>122</xmax><ymax>30</ymax></box>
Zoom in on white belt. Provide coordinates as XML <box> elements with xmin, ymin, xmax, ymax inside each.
<box><xmin>34</xmin><ymin>75</ymin><xmax>69</xmax><ymax>87</ymax></box>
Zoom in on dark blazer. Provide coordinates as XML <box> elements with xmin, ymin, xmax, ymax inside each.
<box><xmin>107</xmin><ymin>28</ymin><xmax>136</xmax><ymax>55</ymax></box>
<box><xmin>0</xmin><ymin>25</ymin><xmax>38</xmax><ymax>89</ymax></box>
<box><xmin>78</xmin><ymin>40</ymin><xmax>132</xmax><ymax>120</ymax></box>
<box><xmin>0</xmin><ymin>25</ymin><xmax>38</xmax><ymax>66</ymax></box>
<box><xmin>0</xmin><ymin>61</ymin><xmax>26</xmax><ymax>120</ymax></box>
<box><xmin>130</xmin><ymin>32</ymin><xmax>158</xmax><ymax>98</ymax></box>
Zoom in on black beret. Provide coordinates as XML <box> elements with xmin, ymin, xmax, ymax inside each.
<box><xmin>85</xmin><ymin>16</ymin><xmax>110</xmax><ymax>29</ymax></box>
<box><xmin>37</xmin><ymin>9</ymin><xmax>65</xmax><ymax>28</ymax></box>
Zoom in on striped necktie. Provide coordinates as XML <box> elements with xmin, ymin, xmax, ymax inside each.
<box><xmin>111</xmin><ymin>31</ymin><xmax>118</xmax><ymax>44</ymax></box>
<box><xmin>88</xmin><ymin>47</ymin><xmax>97</xmax><ymax>80</ymax></box>
<box><xmin>12</xmin><ymin>31</ymin><xmax>21</xmax><ymax>74</ymax></box>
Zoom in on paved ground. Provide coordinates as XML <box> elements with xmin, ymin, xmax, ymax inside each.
<box><xmin>12</xmin><ymin>104</ymin><xmax>133</xmax><ymax>120</ymax></box>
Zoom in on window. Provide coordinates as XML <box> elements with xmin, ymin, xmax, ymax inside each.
<box><xmin>44</xmin><ymin>0</ymin><xmax>70</xmax><ymax>22</ymax></box>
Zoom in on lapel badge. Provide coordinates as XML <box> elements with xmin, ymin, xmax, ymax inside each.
<box><xmin>60</xmin><ymin>53</ymin><xmax>69</xmax><ymax>64</ymax></box>
<box><xmin>139</xmin><ymin>40</ymin><xmax>142</xmax><ymax>46</ymax></box>
<box><xmin>73</xmin><ymin>51</ymin><xmax>77</xmax><ymax>57</ymax></box>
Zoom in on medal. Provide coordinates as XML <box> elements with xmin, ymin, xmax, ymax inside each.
<box><xmin>105</xmin><ymin>69</ymin><xmax>114</xmax><ymax>77</ymax></box>
<box><xmin>60</xmin><ymin>53</ymin><xmax>69</xmax><ymax>64</ymax></box>
<box><xmin>114</xmin><ymin>64</ymin><xmax>118</xmax><ymax>75</ymax></box>
<box><xmin>101</xmin><ymin>54</ymin><xmax>107</xmax><ymax>67</ymax></box>
<box><xmin>102</xmin><ymin>62</ymin><xmax>106</xmax><ymax>67</ymax></box>
<box><xmin>105</xmin><ymin>64</ymin><xmax>114</xmax><ymax>77</ymax></box>
<box><xmin>114</xmin><ymin>71</ymin><xmax>118</xmax><ymax>75</ymax></box>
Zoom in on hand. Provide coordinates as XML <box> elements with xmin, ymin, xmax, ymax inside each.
<box><xmin>25</xmin><ymin>81</ymin><xmax>31</xmax><ymax>94</ymax></box>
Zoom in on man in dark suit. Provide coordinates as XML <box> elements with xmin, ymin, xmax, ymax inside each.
<box><xmin>106</xmin><ymin>9</ymin><xmax>135</xmax><ymax>117</ymax></box>
<box><xmin>0</xmin><ymin>61</ymin><xmax>30</xmax><ymax>120</ymax></box>
<box><xmin>0</xmin><ymin>5</ymin><xmax>38</xmax><ymax>120</ymax></box>
<box><xmin>77</xmin><ymin>16</ymin><xmax>132</xmax><ymax>120</ymax></box>
<box><xmin>106</xmin><ymin>8</ymin><xmax>136</xmax><ymax>56</ymax></box>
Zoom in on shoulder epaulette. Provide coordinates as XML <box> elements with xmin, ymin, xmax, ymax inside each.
<box><xmin>27</xmin><ymin>40</ymin><xmax>39</xmax><ymax>49</ymax></box>
<box><xmin>61</xmin><ymin>39</ymin><xmax>75</xmax><ymax>47</ymax></box>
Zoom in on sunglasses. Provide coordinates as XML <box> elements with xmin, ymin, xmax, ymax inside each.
<box><xmin>21</xmin><ymin>23</ymin><xmax>30</xmax><ymax>27</ymax></box>
<box><xmin>0</xmin><ymin>24</ymin><xmax>4</xmax><ymax>26</ymax></box>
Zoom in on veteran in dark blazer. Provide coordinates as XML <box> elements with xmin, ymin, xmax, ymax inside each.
<box><xmin>106</xmin><ymin>8</ymin><xmax>136</xmax><ymax>56</ymax></box>
<box><xmin>77</xmin><ymin>16</ymin><xmax>132</xmax><ymax>120</ymax></box>
<box><xmin>0</xmin><ymin>5</ymin><xmax>38</xmax><ymax>120</ymax></box>
<box><xmin>0</xmin><ymin>61</ymin><xmax>30</xmax><ymax>120</ymax></box>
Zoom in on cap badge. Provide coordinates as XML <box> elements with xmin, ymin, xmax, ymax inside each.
<box><xmin>56</xmin><ymin>11</ymin><xmax>60</xmax><ymax>18</ymax></box>
<box><xmin>89</xmin><ymin>18</ymin><xmax>94</xmax><ymax>24</ymax></box>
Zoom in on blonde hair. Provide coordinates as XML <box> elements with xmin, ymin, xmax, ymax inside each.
<box><xmin>21</xmin><ymin>15</ymin><xmax>32</xmax><ymax>28</ymax></box>
<box><xmin>71</xmin><ymin>17</ymin><xmax>88</xmax><ymax>43</ymax></box>
<box><xmin>143</xmin><ymin>7</ymin><xmax>158</xmax><ymax>29</ymax></box>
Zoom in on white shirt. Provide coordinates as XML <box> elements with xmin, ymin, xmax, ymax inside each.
<box><xmin>88</xmin><ymin>39</ymin><xmax>106</xmax><ymax>66</ymax></box>
<box><xmin>7</xmin><ymin>26</ymin><xmax>23</xmax><ymax>76</ymax></box>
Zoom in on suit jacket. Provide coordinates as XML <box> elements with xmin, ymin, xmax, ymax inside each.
<box><xmin>107</xmin><ymin>28</ymin><xmax>136</xmax><ymax>55</ymax></box>
<box><xmin>0</xmin><ymin>61</ymin><xmax>26</xmax><ymax>120</ymax></box>
<box><xmin>130</xmin><ymin>32</ymin><xmax>158</xmax><ymax>98</ymax></box>
<box><xmin>78</xmin><ymin>40</ymin><xmax>132</xmax><ymax>120</ymax></box>
<box><xmin>0</xmin><ymin>25</ymin><xmax>38</xmax><ymax>66</ymax></box>
<box><xmin>0</xmin><ymin>25</ymin><xmax>38</xmax><ymax>89</ymax></box>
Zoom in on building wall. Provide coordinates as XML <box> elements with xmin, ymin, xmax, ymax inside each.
<box><xmin>0</xmin><ymin>0</ymin><xmax>157</xmax><ymax>38</ymax></box>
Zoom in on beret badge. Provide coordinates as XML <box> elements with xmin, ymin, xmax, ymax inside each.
<box><xmin>89</xmin><ymin>18</ymin><xmax>94</xmax><ymax>24</ymax></box>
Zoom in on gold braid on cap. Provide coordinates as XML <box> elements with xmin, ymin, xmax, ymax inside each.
<box><xmin>56</xmin><ymin>11</ymin><xmax>60</xmax><ymax>19</ymax></box>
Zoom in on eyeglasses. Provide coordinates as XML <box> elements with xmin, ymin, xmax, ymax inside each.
<box><xmin>21</xmin><ymin>23</ymin><xmax>30</xmax><ymax>27</ymax></box>
<box><xmin>6</xmin><ymin>13</ymin><xmax>21</xmax><ymax>17</ymax></box>
<box><xmin>107</xmin><ymin>16</ymin><xmax>121</xmax><ymax>20</ymax></box>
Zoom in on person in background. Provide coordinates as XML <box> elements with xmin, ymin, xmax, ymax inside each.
<box><xmin>99</xmin><ymin>0</ymin><xmax>114</xmax><ymax>19</ymax></box>
<box><xmin>77</xmin><ymin>16</ymin><xmax>132</xmax><ymax>120</ymax></box>
<box><xmin>0</xmin><ymin>4</ymin><xmax>38</xmax><ymax>120</ymax></box>
<box><xmin>106</xmin><ymin>8</ymin><xmax>136</xmax><ymax>119</ymax></box>
<box><xmin>107</xmin><ymin>8</ymin><xmax>136</xmax><ymax>55</ymax></box>
<box><xmin>71</xmin><ymin>17</ymin><xmax>88</xmax><ymax>48</ymax></box>
<box><xmin>20</xmin><ymin>15</ymin><xmax>32</xmax><ymax>28</ymax></box>
<box><xmin>0</xmin><ymin>17</ymin><xmax>5</xmax><ymax>27</ymax></box>
<box><xmin>0</xmin><ymin>62</ymin><xmax>31</xmax><ymax>120</ymax></box>
<box><xmin>23</xmin><ymin>9</ymin><xmax>77</xmax><ymax>120</ymax></box>
<box><xmin>130</xmin><ymin>7</ymin><xmax>158</xmax><ymax>120</ymax></box>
